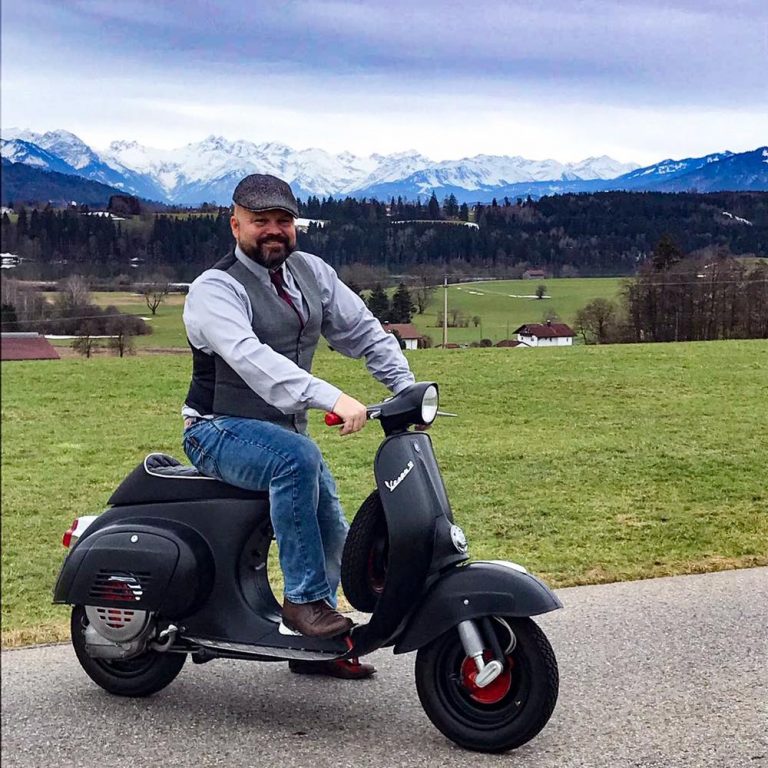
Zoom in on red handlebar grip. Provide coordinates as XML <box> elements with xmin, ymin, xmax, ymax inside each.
<box><xmin>325</xmin><ymin>412</ymin><xmax>343</xmax><ymax>426</ymax></box>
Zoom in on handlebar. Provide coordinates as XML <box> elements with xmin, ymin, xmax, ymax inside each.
<box><xmin>324</xmin><ymin>407</ymin><xmax>383</xmax><ymax>427</ymax></box>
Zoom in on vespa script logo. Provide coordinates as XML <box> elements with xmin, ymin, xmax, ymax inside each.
<box><xmin>385</xmin><ymin>460</ymin><xmax>414</xmax><ymax>492</ymax></box>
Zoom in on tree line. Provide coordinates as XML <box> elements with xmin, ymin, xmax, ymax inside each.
<box><xmin>574</xmin><ymin>238</ymin><xmax>768</xmax><ymax>344</ymax></box>
<box><xmin>2</xmin><ymin>191</ymin><xmax>766</xmax><ymax>282</ymax></box>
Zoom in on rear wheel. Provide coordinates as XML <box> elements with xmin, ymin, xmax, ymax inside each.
<box><xmin>415</xmin><ymin>617</ymin><xmax>558</xmax><ymax>752</ymax></box>
<box><xmin>341</xmin><ymin>491</ymin><xmax>388</xmax><ymax>612</ymax></box>
<box><xmin>71</xmin><ymin>606</ymin><xmax>186</xmax><ymax>697</ymax></box>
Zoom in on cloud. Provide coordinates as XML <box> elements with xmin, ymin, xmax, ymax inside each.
<box><xmin>1</xmin><ymin>0</ymin><xmax>766</xmax><ymax>160</ymax></box>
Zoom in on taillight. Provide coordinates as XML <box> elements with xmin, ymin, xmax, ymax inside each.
<box><xmin>62</xmin><ymin>519</ymin><xmax>78</xmax><ymax>548</ymax></box>
<box><xmin>62</xmin><ymin>515</ymin><xmax>99</xmax><ymax>548</ymax></box>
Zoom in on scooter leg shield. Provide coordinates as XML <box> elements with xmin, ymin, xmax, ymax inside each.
<box><xmin>393</xmin><ymin>561</ymin><xmax>562</xmax><ymax>654</ymax></box>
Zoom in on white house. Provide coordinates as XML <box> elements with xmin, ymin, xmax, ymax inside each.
<box><xmin>513</xmin><ymin>322</ymin><xmax>575</xmax><ymax>347</ymax></box>
<box><xmin>381</xmin><ymin>322</ymin><xmax>425</xmax><ymax>350</ymax></box>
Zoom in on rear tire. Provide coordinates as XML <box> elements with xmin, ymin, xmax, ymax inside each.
<box><xmin>71</xmin><ymin>606</ymin><xmax>186</xmax><ymax>697</ymax></box>
<box><xmin>341</xmin><ymin>491</ymin><xmax>388</xmax><ymax>612</ymax></box>
<box><xmin>415</xmin><ymin>617</ymin><xmax>558</xmax><ymax>752</ymax></box>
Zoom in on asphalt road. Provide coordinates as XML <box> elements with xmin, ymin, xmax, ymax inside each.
<box><xmin>2</xmin><ymin>568</ymin><xmax>766</xmax><ymax>768</ymax></box>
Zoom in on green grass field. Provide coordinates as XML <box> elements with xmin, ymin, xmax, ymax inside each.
<box><xmin>412</xmin><ymin>278</ymin><xmax>624</xmax><ymax>345</ymax></box>
<box><xmin>46</xmin><ymin>277</ymin><xmax>623</xmax><ymax>352</ymax></box>
<box><xmin>2</xmin><ymin>340</ymin><xmax>767</xmax><ymax>646</ymax></box>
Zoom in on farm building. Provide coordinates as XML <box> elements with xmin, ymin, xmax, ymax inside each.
<box><xmin>381</xmin><ymin>322</ymin><xmax>427</xmax><ymax>350</ymax></box>
<box><xmin>1</xmin><ymin>333</ymin><xmax>60</xmax><ymax>361</ymax></box>
<box><xmin>513</xmin><ymin>322</ymin><xmax>575</xmax><ymax>347</ymax></box>
<box><xmin>495</xmin><ymin>339</ymin><xmax>530</xmax><ymax>348</ymax></box>
<box><xmin>522</xmin><ymin>268</ymin><xmax>548</xmax><ymax>280</ymax></box>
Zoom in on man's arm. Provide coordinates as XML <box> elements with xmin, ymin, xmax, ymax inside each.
<box><xmin>312</xmin><ymin>258</ymin><xmax>416</xmax><ymax>394</ymax></box>
<box><xmin>184</xmin><ymin>270</ymin><xmax>343</xmax><ymax>414</ymax></box>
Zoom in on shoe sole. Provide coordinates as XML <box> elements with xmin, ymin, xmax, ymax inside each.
<box><xmin>278</xmin><ymin>621</ymin><xmax>353</xmax><ymax>639</ymax></box>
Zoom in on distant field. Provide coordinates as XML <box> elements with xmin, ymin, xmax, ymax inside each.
<box><xmin>413</xmin><ymin>278</ymin><xmax>624</xmax><ymax>345</ymax></box>
<box><xmin>2</xmin><ymin>340</ymin><xmax>766</xmax><ymax>646</ymax></box>
<box><xmin>44</xmin><ymin>277</ymin><xmax>623</xmax><ymax>351</ymax></box>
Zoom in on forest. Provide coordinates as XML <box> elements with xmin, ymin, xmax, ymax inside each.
<box><xmin>1</xmin><ymin>191</ymin><xmax>766</xmax><ymax>283</ymax></box>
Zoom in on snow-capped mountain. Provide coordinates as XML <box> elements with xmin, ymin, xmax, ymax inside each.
<box><xmin>2</xmin><ymin>128</ymin><xmax>765</xmax><ymax>204</ymax></box>
<box><xmin>0</xmin><ymin>128</ymin><xmax>642</xmax><ymax>204</ymax></box>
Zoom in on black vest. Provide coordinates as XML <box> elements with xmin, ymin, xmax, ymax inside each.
<box><xmin>185</xmin><ymin>250</ymin><xmax>323</xmax><ymax>433</ymax></box>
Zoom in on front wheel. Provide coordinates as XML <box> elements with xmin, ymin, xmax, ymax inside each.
<box><xmin>415</xmin><ymin>617</ymin><xmax>558</xmax><ymax>753</ymax></box>
<box><xmin>341</xmin><ymin>491</ymin><xmax>388</xmax><ymax>612</ymax></box>
<box><xmin>71</xmin><ymin>606</ymin><xmax>186</xmax><ymax>697</ymax></box>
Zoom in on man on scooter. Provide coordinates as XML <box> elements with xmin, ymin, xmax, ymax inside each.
<box><xmin>181</xmin><ymin>173</ymin><xmax>415</xmax><ymax>679</ymax></box>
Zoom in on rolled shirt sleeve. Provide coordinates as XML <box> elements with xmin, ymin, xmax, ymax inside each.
<box><xmin>184</xmin><ymin>271</ymin><xmax>342</xmax><ymax>414</ymax></box>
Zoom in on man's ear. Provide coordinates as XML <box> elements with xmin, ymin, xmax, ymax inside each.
<box><xmin>230</xmin><ymin>213</ymin><xmax>239</xmax><ymax>239</ymax></box>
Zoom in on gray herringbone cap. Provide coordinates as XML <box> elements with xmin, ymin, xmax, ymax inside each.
<box><xmin>232</xmin><ymin>174</ymin><xmax>299</xmax><ymax>217</ymax></box>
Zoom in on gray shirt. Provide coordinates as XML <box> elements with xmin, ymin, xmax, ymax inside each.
<box><xmin>182</xmin><ymin>245</ymin><xmax>415</xmax><ymax>417</ymax></box>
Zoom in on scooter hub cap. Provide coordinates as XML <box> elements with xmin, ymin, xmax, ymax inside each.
<box><xmin>459</xmin><ymin>652</ymin><xmax>513</xmax><ymax>704</ymax></box>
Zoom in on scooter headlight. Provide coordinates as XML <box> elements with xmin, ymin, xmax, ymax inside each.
<box><xmin>421</xmin><ymin>384</ymin><xmax>439</xmax><ymax>424</ymax></box>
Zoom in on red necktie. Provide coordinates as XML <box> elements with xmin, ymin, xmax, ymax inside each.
<box><xmin>270</xmin><ymin>268</ymin><xmax>305</xmax><ymax>329</ymax></box>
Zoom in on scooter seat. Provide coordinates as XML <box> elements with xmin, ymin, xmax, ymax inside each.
<box><xmin>108</xmin><ymin>453</ymin><xmax>269</xmax><ymax>506</ymax></box>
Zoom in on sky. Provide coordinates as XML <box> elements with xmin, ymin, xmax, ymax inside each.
<box><xmin>1</xmin><ymin>0</ymin><xmax>766</xmax><ymax>164</ymax></box>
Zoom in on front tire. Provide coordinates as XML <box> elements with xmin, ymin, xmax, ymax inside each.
<box><xmin>71</xmin><ymin>606</ymin><xmax>186</xmax><ymax>697</ymax></box>
<box><xmin>341</xmin><ymin>491</ymin><xmax>388</xmax><ymax>612</ymax></box>
<box><xmin>415</xmin><ymin>617</ymin><xmax>558</xmax><ymax>752</ymax></box>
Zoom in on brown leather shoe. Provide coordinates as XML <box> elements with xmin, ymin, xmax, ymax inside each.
<box><xmin>289</xmin><ymin>658</ymin><xmax>376</xmax><ymax>679</ymax></box>
<box><xmin>280</xmin><ymin>599</ymin><xmax>353</xmax><ymax>639</ymax></box>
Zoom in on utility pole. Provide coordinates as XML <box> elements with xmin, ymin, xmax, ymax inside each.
<box><xmin>442</xmin><ymin>275</ymin><xmax>448</xmax><ymax>347</ymax></box>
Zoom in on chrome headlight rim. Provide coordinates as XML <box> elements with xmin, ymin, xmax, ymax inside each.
<box><xmin>420</xmin><ymin>384</ymin><xmax>439</xmax><ymax>424</ymax></box>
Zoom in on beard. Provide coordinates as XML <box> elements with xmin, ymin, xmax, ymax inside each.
<box><xmin>238</xmin><ymin>234</ymin><xmax>295</xmax><ymax>269</ymax></box>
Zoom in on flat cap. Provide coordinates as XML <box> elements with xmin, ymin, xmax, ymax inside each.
<box><xmin>232</xmin><ymin>174</ymin><xmax>299</xmax><ymax>217</ymax></box>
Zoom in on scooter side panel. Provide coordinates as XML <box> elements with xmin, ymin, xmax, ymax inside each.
<box><xmin>392</xmin><ymin>561</ymin><xmax>563</xmax><ymax>654</ymax></box>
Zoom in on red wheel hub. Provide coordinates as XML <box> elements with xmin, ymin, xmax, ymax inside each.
<box><xmin>460</xmin><ymin>651</ymin><xmax>513</xmax><ymax>704</ymax></box>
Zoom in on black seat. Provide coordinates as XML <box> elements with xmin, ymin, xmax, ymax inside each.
<box><xmin>108</xmin><ymin>453</ymin><xmax>269</xmax><ymax>506</ymax></box>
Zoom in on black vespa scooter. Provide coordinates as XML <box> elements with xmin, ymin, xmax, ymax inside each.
<box><xmin>54</xmin><ymin>382</ymin><xmax>562</xmax><ymax>753</ymax></box>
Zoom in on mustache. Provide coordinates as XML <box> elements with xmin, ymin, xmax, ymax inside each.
<box><xmin>257</xmin><ymin>234</ymin><xmax>291</xmax><ymax>247</ymax></box>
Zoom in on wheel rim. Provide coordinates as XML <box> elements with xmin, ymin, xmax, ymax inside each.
<box><xmin>435</xmin><ymin>628</ymin><xmax>531</xmax><ymax>728</ymax></box>
<box><xmin>459</xmin><ymin>651</ymin><xmax>513</xmax><ymax>705</ymax></box>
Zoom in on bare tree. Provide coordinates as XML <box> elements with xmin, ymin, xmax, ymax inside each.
<box><xmin>106</xmin><ymin>316</ymin><xmax>136</xmax><ymax>357</ymax></box>
<box><xmin>574</xmin><ymin>298</ymin><xmax>619</xmax><ymax>344</ymax></box>
<box><xmin>55</xmin><ymin>275</ymin><xmax>91</xmax><ymax>314</ymax></box>
<box><xmin>142</xmin><ymin>274</ymin><xmax>171</xmax><ymax>316</ymax></box>
<box><xmin>408</xmin><ymin>264</ymin><xmax>440</xmax><ymax>314</ymax></box>
<box><xmin>71</xmin><ymin>321</ymin><xmax>100</xmax><ymax>358</ymax></box>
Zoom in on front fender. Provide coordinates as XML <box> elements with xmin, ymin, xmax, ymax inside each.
<box><xmin>393</xmin><ymin>560</ymin><xmax>562</xmax><ymax>654</ymax></box>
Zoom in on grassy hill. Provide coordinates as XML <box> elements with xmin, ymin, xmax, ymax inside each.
<box><xmin>2</xmin><ymin>340</ymin><xmax>766</xmax><ymax>646</ymax></box>
<box><xmin>412</xmin><ymin>277</ymin><xmax>624</xmax><ymax>344</ymax></box>
<box><xmin>43</xmin><ymin>277</ymin><xmax>623</xmax><ymax>351</ymax></box>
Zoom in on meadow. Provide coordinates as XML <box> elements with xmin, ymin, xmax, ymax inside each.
<box><xmin>2</xmin><ymin>340</ymin><xmax>767</xmax><ymax>647</ymax></box>
<box><xmin>45</xmin><ymin>276</ymin><xmax>625</xmax><ymax>351</ymax></box>
<box><xmin>411</xmin><ymin>277</ymin><xmax>625</xmax><ymax>344</ymax></box>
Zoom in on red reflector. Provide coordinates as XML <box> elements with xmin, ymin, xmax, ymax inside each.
<box><xmin>62</xmin><ymin>519</ymin><xmax>78</xmax><ymax>548</ymax></box>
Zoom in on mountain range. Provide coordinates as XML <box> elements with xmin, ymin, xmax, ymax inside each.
<box><xmin>1</xmin><ymin>128</ymin><xmax>766</xmax><ymax>206</ymax></box>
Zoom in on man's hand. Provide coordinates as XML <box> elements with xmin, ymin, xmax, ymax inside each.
<box><xmin>331</xmin><ymin>393</ymin><xmax>368</xmax><ymax>435</ymax></box>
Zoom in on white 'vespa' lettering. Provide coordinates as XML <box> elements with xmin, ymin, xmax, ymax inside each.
<box><xmin>385</xmin><ymin>460</ymin><xmax>414</xmax><ymax>492</ymax></box>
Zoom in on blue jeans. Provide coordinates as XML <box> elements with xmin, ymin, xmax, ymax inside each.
<box><xmin>182</xmin><ymin>416</ymin><xmax>349</xmax><ymax>606</ymax></box>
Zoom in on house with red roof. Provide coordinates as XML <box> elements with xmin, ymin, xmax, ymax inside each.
<box><xmin>513</xmin><ymin>322</ymin><xmax>575</xmax><ymax>347</ymax></box>
<box><xmin>1</xmin><ymin>333</ymin><xmax>61</xmax><ymax>361</ymax></box>
<box><xmin>381</xmin><ymin>322</ymin><xmax>427</xmax><ymax>350</ymax></box>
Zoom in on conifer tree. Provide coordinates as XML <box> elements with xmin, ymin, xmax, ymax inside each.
<box><xmin>367</xmin><ymin>283</ymin><xmax>390</xmax><ymax>321</ymax></box>
<box><xmin>390</xmin><ymin>282</ymin><xmax>415</xmax><ymax>323</ymax></box>
<box><xmin>428</xmin><ymin>193</ymin><xmax>441</xmax><ymax>220</ymax></box>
